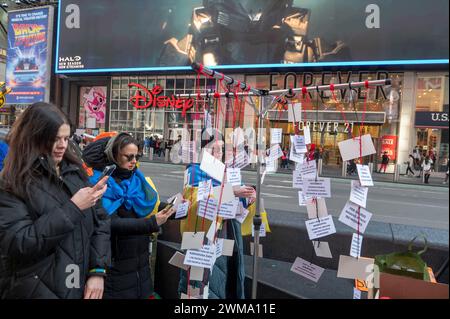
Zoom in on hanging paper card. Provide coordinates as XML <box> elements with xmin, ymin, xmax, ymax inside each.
<box><xmin>184</xmin><ymin>245</ymin><xmax>216</xmax><ymax>270</ymax></box>
<box><xmin>292</xmin><ymin>170</ymin><xmax>303</xmax><ymax>189</ymax></box>
<box><xmin>265</xmin><ymin>159</ymin><xmax>277</xmax><ymax>173</ymax></box>
<box><xmin>181</xmin><ymin>232</ymin><xmax>205</xmax><ymax>250</ymax></box>
<box><xmin>293</xmin><ymin>135</ymin><xmax>308</xmax><ymax>154</ymax></box>
<box><xmin>220</xmin><ymin>239</ymin><xmax>235</xmax><ymax>257</ymax></box>
<box><xmin>306</xmin><ymin>198</ymin><xmax>328</xmax><ymax>219</ymax></box>
<box><xmin>304</xmin><ymin>125</ymin><xmax>311</xmax><ymax>145</ymax></box>
<box><xmin>200</xmin><ymin>150</ymin><xmax>225</xmax><ymax>183</ymax></box>
<box><xmin>267</xmin><ymin>144</ymin><xmax>283</xmax><ymax>162</ymax></box>
<box><xmin>337</xmin><ymin>255</ymin><xmax>374</xmax><ymax>280</ymax></box>
<box><xmin>175</xmin><ymin>201</ymin><xmax>190</xmax><ymax>219</ymax></box>
<box><xmin>289</xmin><ymin>137</ymin><xmax>305</xmax><ymax>163</ymax></box>
<box><xmin>350</xmin><ymin>233</ymin><xmax>363</xmax><ymax>258</ymax></box>
<box><xmin>168</xmin><ymin>252</ymin><xmax>189</xmax><ymax>270</ymax></box>
<box><xmin>270</xmin><ymin>128</ymin><xmax>283</xmax><ymax>144</ymax></box>
<box><xmin>305</xmin><ymin>215</ymin><xmax>336</xmax><ymax>240</ymax></box>
<box><xmin>338</xmin><ymin>135</ymin><xmax>376</xmax><ymax>162</ymax></box>
<box><xmin>290</xmin><ymin>257</ymin><xmax>325</xmax><ymax>283</ymax></box>
<box><xmin>206</xmin><ymin>221</ymin><xmax>221</xmax><ymax>242</ymax></box>
<box><xmin>300</xmin><ymin>160</ymin><xmax>317</xmax><ymax>179</ymax></box>
<box><xmin>303</xmin><ymin>178</ymin><xmax>331</xmax><ymax>198</ymax></box>
<box><xmin>218</xmin><ymin>198</ymin><xmax>239</xmax><ymax>219</ymax></box>
<box><xmin>226</xmin><ymin>151</ymin><xmax>249</xmax><ymax>169</ymax></box>
<box><xmin>298</xmin><ymin>191</ymin><xmax>310</xmax><ymax>206</ymax></box>
<box><xmin>197</xmin><ymin>179</ymin><xmax>213</xmax><ymax>202</ymax></box>
<box><xmin>212</xmin><ymin>183</ymin><xmax>235</xmax><ymax>204</ymax></box>
<box><xmin>235</xmin><ymin>204</ymin><xmax>249</xmax><ymax>224</ymax></box>
<box><xmin>231</xmin><ymin>127</ymin><xmax>245</xmax><ymax>148</ymax></box>
<box><xmin>197</xmin><ymin>198</ymin><xmax>219</xmax><ymax>221</ymax></box>
<box><xmin>226</xmin><ymin>168</ymin><xmax>242</xmax><ymax>186</ymax></box>
<box><xmin>357</xmin><ymin>164</ymin><xmax>374</xmax><ymax>187</ymax></box>
<box><xmin>190</xmin><ymin>266</ymin><xmax>204</xmax><ymax>281</ymax></box>
<box><xmin>312</xmin><ymin>241</ymin><xmax>333</xmax><ymax>259</ymax></box>
<box><xmin>353</xmin><ymin>288</ymin><xmax>362</xmax><ymax>300</ymax></box>
<box><xmin>338</xmin><ymin>201</ymin><xmax>373</xmax><ymax>234</ymax></box>
<box><xmin>288</xmin><ymin>103</ymin><xmax>302</xmax><ymax>123</ymax></box>
<box><xmin>349</xmin><ymin>180</ymin><xmax>368</xmax><ymax>208</ymax></box>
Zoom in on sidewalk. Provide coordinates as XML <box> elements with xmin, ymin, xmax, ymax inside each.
<box><xmin>141</xmin><ymin>155</ymin><xmax>449</xmax><ymax>188</ymax></box>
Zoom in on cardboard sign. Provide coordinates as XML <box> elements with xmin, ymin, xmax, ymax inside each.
<box><xmin>181</xmin><ymin>232</ymin><xmax>205</xmax><ymax>250</ymax></box>
<box><xmin>312</xmin><ymin>241</ymin><xmax>333</xmax><ymax>259</ymax></box>
<box><xmin>338</xmin><ymin>134</ymin><xmax>376</xmax><ymax>162</ymax></box>
<box><xmin>288</xmin><ymin>103</ymin><xmax>302</xmax><ymax>123</ymax></box>
<box><xmin>168</xmin><ymin>252</ymin><xmax>189</xmax><ymax>270</ymax></box>
<box><xmin>349</xmin><ymin>180</ymin><xmax>368</xmax><ymax>208</ymax></box>
<box><xmin>226</xmin><ymin>168</ymin><xmax>242</xmax><ymax>186</ymax></box>
<box><xmin>197</xmin><ymin>198</ymin><xmax>219</xmax><ymax>221</ymax></box>
<box><xmin>293</xmin><ymin>135</ymin><xmax>308</xmax><ymax>154</ymax></box>
<box><xmin>175</xmin><ymin>201</ymin><xmax>190</xmax><ymax>219</ymax></box>
<box><xmin>306</xmin><ymin>198</ymin><xmax>328</xmax><ymax>219</ymax></box>
<box><xmin>303</xmin><ymin>178</ymin><xmax>331</xmax><ymax>198</ymax></box>
<box><xmin>339</xmin><ymin>201</ymin><xmax>373</xmax><ymax>234</ymax></box>
<box><xmin>337</xmin><ymin>255</ymin><xmax>374</xmax><ymax>280</ymax></box>
<box><xmin>292</xmin><ymin>170</ymin><xmax>303</xmax><ymax>189</ymax></box>
<box><xmin>357</xmin><ymin>164</ymin><xmax>374</xmax><ymax>187</ymax></box>
<box><xmin>197</xmin><ymin>179</ymin><xmax>213</xmax><ymax>202</ymax></box>
<box><xmin>305</xmin><ymin>215</ymin><xmax>336</xmax><ymax>240</ymax></box>
<box><xmin>200</xmin><ymin>150</ymin><xmax>225</xmax><ymax>183</ymax></box>
<box><xmin>184</xmin><ymin>244</ymin><xmax>216</xmax><ymax>270</ymax></box>
<box><xmin>300</xmin><ymin>160</ymin><xmax>317</xmax><ymax>179</ymax></box>
<box><xmin>350</xmin><ymin>233</ymin><xmax>363</xmax><ymax>258</ymax></box>
<box><xmin>270</xmin><ymin>128</ymin><xmax>283</xmax><ymax>144</ymax></box>
<box><xmin>290</xmin><ymin>257</ymin><xmax>325</xmax><ymax>283</ymax></box>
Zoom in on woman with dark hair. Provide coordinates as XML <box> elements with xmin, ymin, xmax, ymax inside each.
<box><xmin>0</xmin><ymin>102</ymin><xmax>110</xmax><ymax>299</ymax></box>
<box><xmin>82</xmin><ymin>132</ymin><xmax>175</xmax><ymax>299</ymax></box>
<box><xmin>422</xmin><ymin>156</ymin><xmax>433</xmax><ymax>184</ymax></box>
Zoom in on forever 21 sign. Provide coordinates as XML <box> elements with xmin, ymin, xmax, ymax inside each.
<box><xmin>415</xmin><ymin>111</ymin><xmax>449</xmax><ymax>129</ymax></box>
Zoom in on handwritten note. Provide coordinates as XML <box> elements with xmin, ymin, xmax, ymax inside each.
<box><xmin>338</xmin><ymin>201</ymin><xmax>373</xmax><ymax>234</ymax></box>
<box><xmin>303</xmin><ymin>178</ymin><xmax>331</xmax><ymax>198</ymax></box>
<box><xmin>290</xmin><ymin>257</ymin><xmax>325</xmax><ymax>283</ymax></box>
<box><xmin>349</xmin><ymin>180</ymin><xmax>368</xmax><ymax>208</ymax></box>
<box><xmin>357</xmin><ymin>164</ymin><xmax>374</xmax><ymax>187</ymax></box>
<box><xmin>305</xmin><ymin>215</ymin><xmax>336</xmax><ymax>240</ymax></box>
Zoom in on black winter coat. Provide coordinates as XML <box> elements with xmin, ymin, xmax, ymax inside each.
<box><xmin>0</xmin><ymin>158</ymin><xmax>111</xmax><ymax>299</ymax></box>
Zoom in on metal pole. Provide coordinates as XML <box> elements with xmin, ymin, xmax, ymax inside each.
<box><xmin>251</xmin><ymin>96</ymin><xmax>264</xmax><ymax>299</ymax></box>
<box><xmin>342</xmin><ymin>161</ymin><xmax>347</xmax><ymax>177</ymax></box>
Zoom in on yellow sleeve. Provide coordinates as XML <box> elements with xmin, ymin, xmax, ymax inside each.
<box><xmin>241</xmin><ymin>202</ymin><xmax>271</xmax><ymax>236</ymax></box>
<box><xmin>145</xmin><ymin>177</ymin><xmax>161</xmax><ymax>217</ymax></box>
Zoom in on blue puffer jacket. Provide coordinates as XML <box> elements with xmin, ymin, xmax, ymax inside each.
<box><xmin>0</xmin><ymin>141</ymin><xmax>8</xmax><ymax>171</ymax></box>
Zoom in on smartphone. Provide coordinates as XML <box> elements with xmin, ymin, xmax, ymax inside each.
<box><xmin>94</xmin><ymin>164</ymin><xmax>116</xmax><ymax>189</ymax></box>
<box><xmin>165</xmin><ymin>196</ymin><xmax>177</xmax><ymax>209</ymax></box>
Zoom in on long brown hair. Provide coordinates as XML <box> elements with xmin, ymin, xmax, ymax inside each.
<box><xmin>1</xmin><ymin>102</ymin><xmax>83</xmax><ymax>200</ymax></box>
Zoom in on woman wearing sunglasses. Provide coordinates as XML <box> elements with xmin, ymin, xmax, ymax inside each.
<box><xmin>82</xmin><ymin>132</ymin><xmax>175</xmax><ymax>299</ymax></box>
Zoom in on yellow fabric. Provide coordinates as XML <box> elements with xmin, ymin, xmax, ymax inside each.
<box><xmin>241</xmin><ymin>203</ymin><xmax>271</xmax><ymax>237</ymax></box>
<box><xmin>145</xmin><ymin>176</ymin><xmax>161</xmax><ymax>217</ymax></box>
<box><xmin>180</xmin><ymin>186</ymin><xmax>224</xmax><ymax>234</ymax></box>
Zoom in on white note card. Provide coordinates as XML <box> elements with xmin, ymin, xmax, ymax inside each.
<box><xmin>227</xmin><ymin>151</ymin><xmax>249</xmax><ymax>169</ymax></box>
<box><xmin>337</xmin><ymin>255</ymin><xmax>374</xmax><ymax>280</ymax></box>
<box><xmin>289</xmin><ymin>138</ymin><xmax>305</xmax><ymax>163</ymax></box>
<box><xmin>221</xmin><ymin>239</ymin><xmax>235</xmax><ymax>256</ymax></box>
<box><xmin>197</xmin><ymin>198</ymin><xmax>219</xmax><ymax>221</ymax></box>
<box><xmin>189</xmin><ymin>266</ymin><xmax>204</xmax><ymax>281</ymax></box>
<box><xmin>298</xmin><ymin>191</ymin><xmax>310</xmax><ymax>206</ymax></box>
<box><xmin>292</xmin><ymin>170</ymin><xmax>303</xmax><ymax>189</ymax></box>
<box><xmin>293</xmin><ymin>135</ymin><xmax>308</xmax><ymax>154</ymax></box>
<box><xmin>218</xmin><ymin>198</ymin><xmax>239</xmax><ymax>219</ymax></box>
<box><xmin>181</xmin><ymin>232</ymin><xmax>205</xmax><ymax>250</ymax></box>
<box><xmin>306</xmin><ymin>197</ymin><xmax>328</xmax><ymax>219</ymax></box>
<box><xmin>349</xmin><ymin>180</ymin><xmax>368</xmax><ymax>208</ymax></box>
<box><xmin>304</xmin><ymin>126</ymin><xmax>311</xmax><ymax>145</ymax></box>
<box><xmin>226</xmin><ymin>168</ymin><xmax>242</xmax><ymax>186</ymax></box>
<box><xmin>184</xmin><ymin>245</ymin><xmax>216</xmax><ymax>270</ymax></box>
<box><xmin>303</xmin><ymin>178</ymin><xmax>331</xmax><ymax>198</ymax></box>
<box><xmin>270</xmin><ymin>128</ymin><xmax>283</xmax><ymax>144</ymax></box>
<box><xmin>338</xmin><ymin>134</ymin><xmax>376</xmax><ymax>162</ymax></box>
<box><xmin>357</xmin><ymin>164</ymin><xmax>374</xmax><ymax>187</ymax></box>
<box><xmin>168</xmin><ymin>252</ymin><xmax>189</xmax><ymax>270</ymax></box>
<box><xmin>290</xmin><ymin>257</ymin><xmax>325</xmax><ymax>283</ymax></box>
<box><xmin>235</xmin><ymin>204</ymin><xmax>249</xmax><ymax>224</ymax></box>
<box><xmin>305</xmin><ymin>215</ymin><xmax>336</xmax><ymax>240</ymax></box>
<box><xmin>267</xmin><ymin>144</ymin><xmax>283</xmax><ymax>162</ymax></box>
<box><xmin>288</xmin><ymin>103</ymin><xmax>302</xmax><ymax>123</ymax></box>
<box><xmin>197</xmin><ymin>179</ymin><xmax>213</xmax><ymax>202</ymax></box>
<box><xmin>175</xmin><ymin>201</ymin><xmax>190</xmax><ymax>219</ymax></box>
<box><xmin>338</xmin><ymin>201</ymin><xmax>373</xmax><ymax>234</ymax></box>
<box><xmin>353</xmin><ymin>288</ymin><xmax>362</xmax><ymax>300</ymax></box>
<box><xmin>212</xmin><ymin>183</ymin><xmax>235</xmax><ymax>204</ymax></box>
<box><xmin>350</xmin><ymin>233</ymin><xmax>363</xmax><ymax>258</ymax></box>
<box><xmin>200</xmin><ymin>150</ymin><xmax>225</xmax><ymax>183</ymax></box>
<box><xmin>300</xmin><ymin>160</ymin><xmax>317</xmax><ymax>179</ymax></box>
<box><xmin>312</xmin><ymin>241</ymin><xmax>333</xmax><ymax>259</ymax></box>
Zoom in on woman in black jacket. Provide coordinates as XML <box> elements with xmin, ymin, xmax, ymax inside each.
<box><xmin>0</xmin><ymin>102</ymin><xmax>111</xmax><ymax>299</ymax></box>
<box><xmin>82</xmin><ymin>132</ymin><xmax>175</xmax><ymax>299</ymax></box>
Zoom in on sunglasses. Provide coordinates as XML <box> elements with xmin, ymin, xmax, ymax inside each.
<box><xmin>122</xmin><ymin>153</ymin><xmax>142</xmax><ymax>162</ymax></box>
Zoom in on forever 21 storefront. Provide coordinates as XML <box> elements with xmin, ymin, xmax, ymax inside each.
<box><xmin>54</xmin><ymin>0</ymin><xmax>449</xmax><ymax>174</ymax></box>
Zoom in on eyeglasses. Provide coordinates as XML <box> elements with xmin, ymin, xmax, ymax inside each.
<box><xmin>122</xmin><ymin>153</ymin><xmax>142</xmax><ymax>162</ymax></box>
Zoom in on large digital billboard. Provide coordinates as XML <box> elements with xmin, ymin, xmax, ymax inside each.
<box><xmin>6</xmin><ymin>6</ymin><xmax>54</xmax><ymax>104</ymax></box>
<box><xmin>55</xmin><ymin>0</ymin><xmax>449</xmax><ymax>73</ymax></box>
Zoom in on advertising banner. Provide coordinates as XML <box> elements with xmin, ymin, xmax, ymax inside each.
<box><xmin>380</xmin><ymin>135</ymin><xmax>397</xmax><ymax>161</ymax></box>
<box><xmin>5</xmin><ymin>6</ymin><xmax>54</xmax><ymax>104</ymax></box>
<box><xmin>79</xmin><ymin>86</ymin><xmax>107</xmax><ymax>129</ymax></box>
<box><xmin>56</xmin><ymin>0</ymin><xmax>449</xmax><ymax>73</ymax></box>
<box><xmin>415</xmin><ymin>111</ymin><xmax>449</xmax><ymax>129</ymax></box>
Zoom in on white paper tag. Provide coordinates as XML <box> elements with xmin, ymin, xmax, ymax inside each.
<box><xmin>338</xmin><ymin>135</ymin><xmax>376</xmax><ymax>162</ymax></box>
<box><xmin>252</xmin><ymin>222</ymin><xmax>266</xmax><ymax>238</ymax></box>
<box><xmin>349</xmin><ymin>180</ymin><xmax>368</xmax><ymax>208</ymax></box>
<box><xmin>338</xmin><ymin>201</ymin><xmax>373</xmax><ymax>234</ymax></box>
<box><xmin>221</xmin><ymin>239</ymin><xmax>234</xmax><ymax>256</ymax></box>
<box><xmin>226</xmin><ymin>151</ymin><xmax>249</xmax><ymax>169</ymax></box>
<box><xmin>235</xmin><ymin>204</ymin><xmax>249</xmax><ymax>224</ymax></box>
<box><xmin>189</xmin><ymin>266</ymin><xmax>204</xmax><ymax>281</ymax></box>
<box><xmin>357</xmin><ymin>164</ymin><xmax>374</xmax><ymax>187</ymax></box>
<box><xmin>290</xmin><ymin>257</ymin><xmax>325</xmax><ymax>283</ymax></box>
<box><xmin>304</xmin><ymin>125</ymin><xmax>311</xmax><ymax>145</ymax></box>
<box><xmin>231</xmin><ymin>127</ymin><xmax>245</xmax><ymax>147</ymax></box>
<box><xmin>197</xmin><ymin>179</ymin><xmax>213</xmax><ymax>202</ymax></box>
<box><xmin>168</xmin><ymin>251</ymin><xmax>189</xmax><ymax>270</ymax></box>
<box><xmin>350</xmin><ymin>233</ymin><xmax>363</xmax><ymax>258</ymax></box>
<box><xmin>305</xmin><ymin>215</ymin><xmax>336</xmax><ymax>240</ymax></box>
<box><xmin>298</xmin><ymin>191</ymin><xmax>311</xmax><ymax>206</ymax></box>
<box><xmin>184</xmin><ymin>169</ymin><xmax>189</xmax><ymax>186</ymax></box>
<box><xmin>184</xmin><ymin>245</ymin><xmax>216</xmax><ymax>270</ymax></box>
<box><xmin>270</xmin><ymin>128</ymin><xmax>283</xmax><ymax>144</ymax></box>
<box><xmin>200</xmin><ymin>150</ymin><xmax>225</xmax><ymax>183</ymax></box>
<box><xmin>288</xmin><ymin>103</ymin><xmax>302</xmax><ymax>123</ymax></box>
<box><xmin>289</xmin><ymin>139</ymin><xmax>305</xmax><ymax>163</ymax></box>
<box><xmin>181</xmin><ymin>232</ymin><xmax>205</xmax><ymax>250</ymax></box>
<box><xmin>267</xmin><ymin>144</ymin><xmax>283</xmax><ymax>162</ymax></box>
<box><xmin>353</xmin><ymin>288</ymin><xmax>362</xmax><ymax>299</ymax></box>
<box><xmin>197</xmin><ymin>198</ymin><xmax>219</xmax><ymax>221</ymax></box>
<box><xmin>337</xmin><ymin>255</ymin><xmax>374</xmax><ymax>280</ymax></box>
<box><xmin>218</xmin><ymin>198</ymin><xmax>239</xmax><ymax>219</ymax></box>
<box><xmin>250</xmin><ymin>242</ymin><xmax>263</xmax><ymax>257</ymax></box>
<box><xmin>203</xmin><ymin>285</ymin><xmax>209</xmax><ymax>299</ymax></box>
<box><xmin>215</xmin><ymin>239</ymin><xmax>223</xmax><ymax>259</ymax></box>
<box><xmin>306</xmin><ymin>197</ymin><xmax>328</xmax><ymax>219</ymax></box>
<box><xmin>300</xmin><ymin>160</ymin><xmax>317</xmax><ymax>179</ymax></box>
<box><xmin>293</xmin><ymin>135</ymin><xmax>308</xmax><ymax>154</ymax></box>
<box><xmin>226</xmin><ymin>168</ymin><xmax>242</xmax><ymax>186</ymax></box>
<box><xmin>312</xmin><ymin>241</ymin><xmax>333</xmax><ymax>259</ymax></box>
<box><xmin>212</xmin><ymin>183</ymin><xmax>235</xmax><ymax>204</ymax></box>
<box><xmin>303</xmin><ymin>178</ymin><xmax>331</xmax><ymax>198</ymax></box>
<box><xmin>175</xmin><ymin>201</ymin><xmax>190</xmax><ymax>219</ymax></box>
<box><xmin>292</xmin><ymin>170</ymin><xmax>303</xmax><ymax>189</ymax></box>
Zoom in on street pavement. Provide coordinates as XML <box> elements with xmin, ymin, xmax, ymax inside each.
<box><xmin>139</xmin><ymin>161</ymin><xmax>449</xmax><ymax>231</ymax></box>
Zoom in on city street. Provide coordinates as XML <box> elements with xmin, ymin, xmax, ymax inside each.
<box><xmin>140</xmin><ymin>162</ymin><xmax>450</xmax><ymax>230</ymax></box>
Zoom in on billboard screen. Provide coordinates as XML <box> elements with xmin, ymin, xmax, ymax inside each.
<box><xmin>6</xmin><ymin>6</ymin><xmax>54</xmax><ymax>104</ymax></box>
<box><xmin>56</xmin><ymin>0</ymin><xmax>449</xmax><ymax>74</ymax></box>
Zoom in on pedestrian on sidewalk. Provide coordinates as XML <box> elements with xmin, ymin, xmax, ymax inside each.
<box><xmin>0</xmin><ymin>102</ymin><xmax>110</xmax><ymax>299</ymax></box>
<box><xmin>281</xmin><ymin>147</ymin><xmax>289</xmax><ymax>169</ymax></box>
<box><xmin>405</xmin><ymin>154</ymin><xmax>415</xmax><ymax>177</ymax></box>
<box><xmin>82</xmin><ymin>132</ymin><xmax>176</xmax><ymax>299</ymax></box>
<box><xmin>443</xmin><ymin>161</ymin><xmax>449</xmax><ymax>185</ymax></box>
<box><xmin>378</xmin><ymin>151</ymin><xmax>389</xmax><ymax>173</ymax></box>
<box><xmin>422</xmin><ymin>156</ymin><xmax>433</xmax><ymax>184</ymax></box>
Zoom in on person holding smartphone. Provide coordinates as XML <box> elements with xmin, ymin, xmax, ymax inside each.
<box><xmin>82</xmin><ymin>132</ymin><xmax>175</xmax><ymax>299</ymax></box>
<box><xmin>0</xmin><ymin>102</ymin><xmax>110</xmax><ymax>299</ymax></box>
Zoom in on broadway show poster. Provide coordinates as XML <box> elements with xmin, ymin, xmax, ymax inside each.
<box><xmin>56</xmin><ymin>0</ymin><xmax>449</xmax><ymax>73</ymax></box>
<box><xmin>5</xmin><ymin>7</ymin><xmax>54</xmax><ymax>104</ymax></box>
